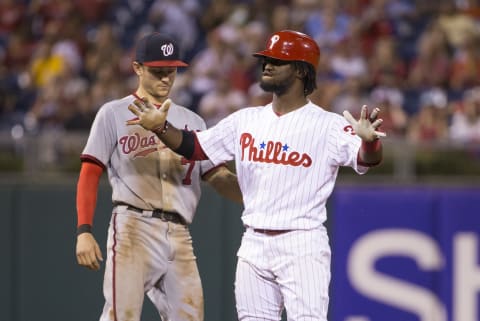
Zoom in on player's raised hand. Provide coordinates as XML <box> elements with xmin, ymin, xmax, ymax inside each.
<box><xmin>127</xmin><ymin>98</ymin><xmax>171</xmax><ymax>131</ymax></box>
<box><xmin>76</xmin><ymin>232</ymin><xmax>103</xmax><ymax>271</ymax></box>
<box><xmin>343</xmin><ymin>105</ymin><xmax>386</xmax><ymax>142</ymax></box>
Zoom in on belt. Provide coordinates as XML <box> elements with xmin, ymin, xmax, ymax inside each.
<box><xmin>251</xmin><ymin>228</ymin><xmax>293</xmax><ymax>236</ymax></box>
<box><xmin>114</xmin><ymin>202</ymin><xmax>187</xmax><ymax>225</ymax></box>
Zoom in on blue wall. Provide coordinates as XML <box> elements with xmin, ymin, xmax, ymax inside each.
<box><xmin>331</xmin><ymin>186</ymin><xmax>480</xmax><ymax>321</ymax></box>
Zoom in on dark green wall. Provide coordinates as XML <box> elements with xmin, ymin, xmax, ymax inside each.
<box><xmin>1</xmin><ymin>179</ymin><xmax>243</xmax><ymax>321</ymax></box>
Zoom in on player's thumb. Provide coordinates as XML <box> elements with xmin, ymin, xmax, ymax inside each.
<box><xmin>343</xmin><ymin>110</ymin><xmax>356</xmax><ymax>126</ymax></box>
<box><xmin>161</xmin><ymin>98</ymin><xmax>172</xmax><ymax>112</ymax></box>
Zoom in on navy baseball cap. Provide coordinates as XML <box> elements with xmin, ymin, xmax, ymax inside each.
<box><xmin>135</xmin><ymin>33</ymin><xmax>188</xmax><ymax>67</ymax></box>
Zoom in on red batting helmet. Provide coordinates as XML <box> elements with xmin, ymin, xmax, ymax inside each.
<box><xmin>253</xmin><ymin>30</ymin><xmax>320</xmax><ymax>70</ymax></box>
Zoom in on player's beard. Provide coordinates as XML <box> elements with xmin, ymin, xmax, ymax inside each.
<box><xmin>259</xmin><ymin>74</ymin><xmax>295</xmax><ymax>96</ymax></box>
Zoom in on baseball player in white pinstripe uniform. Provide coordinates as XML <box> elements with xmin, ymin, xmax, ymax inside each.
<box><xmin>75</xmin><ymin>33</ymin><xmax>241</xmax><ymax>321</ymax></box>
<box><xmin>127</xmin><ymin>30</ymin><xmax>385</xmax><ymax>321</ymax></box>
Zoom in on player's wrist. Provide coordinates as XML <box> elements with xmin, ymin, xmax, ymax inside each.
<box><xmin>361</xmin><ymin>138</ymin><xmax>380</xmax><ymax>152</ymax></box>
<box><xmin>153</xmin><ymin>121</ymin><xmax>170</xmax><ymax>136</ymax></box>
<box><xmin>77</xmin><ymin>224</ymin><xmax>92</xmax><ymax>235</ymax></box>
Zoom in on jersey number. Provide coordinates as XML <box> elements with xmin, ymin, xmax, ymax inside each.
<box><xmin>181</xmin><ymin>157</ymin><xmax>195</xmax><ymax>185</ymax></box>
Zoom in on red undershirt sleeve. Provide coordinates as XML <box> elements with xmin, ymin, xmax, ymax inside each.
<box><xmin>76</xmin><ymin>161</ymin><xmax>103</xmax><ymax>228</ymax></box>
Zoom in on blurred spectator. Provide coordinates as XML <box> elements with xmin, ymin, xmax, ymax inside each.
<box><xmin>354</xmin><ymin>0</ymin><xmax>395</xmax><ymax>56</ymax></box>
<box><xmin>368</xmin><ymin>35</ymin><xmax>407</xmax><ymax>87</ymax></box>
<box><xmin>270</xmin><ymin>4</ymin><xmax>292</xmax><ymax>31</ymax></box>
<box><xmin>73</xmin><ymin>0</ymin><xmax>113</xmax><ymax>26</ymax></box>
<box><xmin>369</xmin><ymin>71</ymin><xmax>409</xmax><ymax>137</ymax></box>
<box><xmin>89</xmin><ymin>64</ymin><xmax>128</xmax><ymax>108</ymax></box>
<box><xmin>449</xmin><ymin>86</ymin><xmax>480</xmax><ymax>144</ymax></box>
<box><xmin>436</xmin><ymin>1</ymin><xmax>479</xmax><ymax>48</ymax></box>
<box><xmin>197</xmin><ymin>76</ymin><xmax>247</xmax><ymax>127</ymax></box>
<box><xmin>247</xmin><ymin>81</ymin><xmax>272</xmax><ymax>107</ymax></box>
<box><xmin>449</xmin><ymin>36</ymin><xmax>480</xmax><ymax>94</ymax></box>
<box><xmin>84</xmin><ymin>23</ymin><xmax>123</xmax><ymax>82</ymax></box>
<box><xmin>329</xmin><ymin>37</ymin><xmax>368</xmax><ymax>81</ymax></box>
<box><xmin>304</xmin><ymin>0</ymin><xmax>352</xmax><ymax>55</ymax></box>
<box><xmin>148</xmin><ymin>0</ymin><xmax>202</xmax><ymax>60</ymax></box>
<box><xmin>406</xmin><ymin>88</ymin><xmax>450</xmax><ymax>143</ymax></box>
<box><xmin>29</xmin><ymin>37</ymin><xmax>66</xmax><ymax>88</ymax></box>
<box><xmin>0</xmin><ymin>0</ymin><xmax>479</xmax><ymax>153</ymax></box>
<box><xmin>331</xmin><ymin>76</ymin><xmax>370</xmax><ymax>117</ymax></box>
<box><xmin>0</xmin><ymin>0</ymin><xmax>26</xmax><ymax>37</ymax></box>
<box><xmin>200</xmin><ymin>0</ymin><xmax>233</xmax><ymax>31</ymax></box>
<box><xmin>188</xmin><ymin>24</ymin><xmax>239</xmax><ymax>109</ymax></box>
<box><xmin>407</xmin><ymin>22</ymin><xmax>452</xmax><ymax>90</ymax></box>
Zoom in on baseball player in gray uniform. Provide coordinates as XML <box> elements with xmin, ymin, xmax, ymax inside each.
<box><xmin>75</xmin><ymin>33</ymin><xmax>242</xmax><ymax>321</ymax></box>
<box><xmin>127</xmin><ymin>30</ymin><xmax>385</xmax><ymax>321</ymax></box>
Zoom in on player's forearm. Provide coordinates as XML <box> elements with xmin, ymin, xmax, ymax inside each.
<box><xmin>357</xmin><ymin>139</ymin><xmax>383</xmax><ymax>167</ymax></box>
<box><xmin>152</xmin><ymin>121</ymin><xmax>184</xmax><ymax>150</ymax></box>
<box><xmin>206</xmin><ymin>166</ymin><xmax>243</xmax><ymax>204</ymax></box>
<box><xmin>77</xmin><ymin>161</ymin><xmax>103</xmax><ymax>234</ymax></box>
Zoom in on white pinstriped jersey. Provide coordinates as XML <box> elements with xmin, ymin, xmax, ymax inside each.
<box><xmin>196</xmin><ymin>101</ymin><xmax>368</xmax><ymax>230</ymax></box>
<box><xmin>81</xmin><ymin>94</ymin><xmax>216</xmax><ymax>223</ymax></box>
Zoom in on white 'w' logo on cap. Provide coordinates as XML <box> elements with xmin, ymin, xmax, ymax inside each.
<box><xmin>161</xmin><ymin>43</ymin><xmax>174</xmax><ymax>56</ymax></box>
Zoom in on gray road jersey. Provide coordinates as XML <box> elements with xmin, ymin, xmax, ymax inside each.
<box><xmin>81</xmin><ymin>95</ymin><xmax>216</xmax><ymax>223</ymax></box>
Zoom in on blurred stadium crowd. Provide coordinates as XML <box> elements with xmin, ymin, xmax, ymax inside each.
<box><xmin>1</xmin><ymin>0</ymin><xmax>480</xmax><ymax>146</ymax></box>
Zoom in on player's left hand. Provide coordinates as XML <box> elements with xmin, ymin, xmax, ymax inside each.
<box><xmin>127</xmin><ymin>98</ymin><xmax>171</xmax><ymax>131</ymax></box>
<box><xmin>343</xmin><ymin>105</ymin><xmax>386</xmax><ymax>142</ymax></box>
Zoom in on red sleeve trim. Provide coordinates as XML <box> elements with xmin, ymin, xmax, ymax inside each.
<box><xmin>76</xmin><ymin>161</ymin><xmax>103</xmax><ymax>227</ymax></box>
<box><xmin>80</xmin><ymin>154</ymin><xmax>106</xmax><ymax>170</ymax></box>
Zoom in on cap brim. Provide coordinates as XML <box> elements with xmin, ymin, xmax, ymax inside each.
<box><xmin>253</xmin><ymin>50</ymin><xmax>291</xmax><ymax>61</ymax></box>
<box><xmin>253</xmin><ymin>50</ymin><xmax>269</xmax><ymax>58</ymax></box>
<box><xmin>143</xmin><ymin>61</ymin><xmax>188</xmax><ymax>67</ymax></box>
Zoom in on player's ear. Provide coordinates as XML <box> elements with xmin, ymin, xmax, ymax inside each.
<box><xmin>132</xmin><ymin>61</ymin><xmax>143</xmax><ymax>75</ymax></box>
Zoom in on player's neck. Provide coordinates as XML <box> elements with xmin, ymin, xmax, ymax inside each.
<box><xmin>272</xmin><ymin>93</ymin><xmax>308</xmax><ymax>116</ymax></box>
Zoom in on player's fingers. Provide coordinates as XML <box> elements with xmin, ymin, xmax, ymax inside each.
<box><xmin>371</xmin><ymin>118</ymin><xmax>383</xmax><ymax>129</ymax></box>
<box><xmin>126</xmin><ymin>119</ymin><xmax>140</xmax><ymax>126</ymax></box>
<box><xmin>128</xmin><ymin>104</ymin><xmax>142</xmax><ymax>116</ymax></box>
<box><xmin>87</xmin><ymin>251</ymin><xmax>100</xmax><ymax>270</ymax></box>
<box><xmin>160</xmin><ymin>98</ymin><xmax>172</xmax><ymax>112</ymax></box>
<box><xmin>369</xmin><ymin>107</ymin><xmax>380</xmax><ymax>122</ymax></box>
<box><xmin>95</xmin><ymin>244</ymin><xmax>103</xmax><ymax>262</ymax></box>
<box><xmin>342</xmin><ymin>110</ymin><xmax>357</xmax><ymax>126</ymax></box>
<box><xmin>90</xmin><ymin>259</ymin><xmax>100</xmax><ymax>271</ymax></box>
<box><xmin>374</xmin><ymin>130</ymin><xmax>387</xmax><ymax>137</ymax></box>
<box><xmin>360</xmin><ymin>105</ymin><xmax>368</xmax><ymax>120</ymax></box>
<box><xmin>77</xmin><ymin>253</ymin><xmax>92</xmax><ymax>269</ymax></box>
<box><xmin>76</xmin><ymin>253</ymin><xmax>85</xmax><ymax>266</ymax></box>
<box><xmin>132</xmin><ymin>100</ymin><xmax>146</xmax><ymax>111</ymax></box>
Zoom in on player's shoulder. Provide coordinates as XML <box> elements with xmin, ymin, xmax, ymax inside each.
<box><xmin>230</xmin><ymin>104</ymin><xmax>269</xmax><ymax>118</ymax></box>
<box><xmin>168</xmin><ymin>101</ymin><xmax>207</xmax><ymax>129</ymax></box>
<box><xmin>305</xmin><ymin>102</ymin><xmax>346</xmax><ymax>122</ymax></box>
<box><xmin>171</xmin><ymin>102</ymin><xmax>202</xmax><ymax>120</ymax></box>
<box><xmin>97</xmin><ymin>95</ymin><xmax>135</xmax><ymax>114</ymax></box>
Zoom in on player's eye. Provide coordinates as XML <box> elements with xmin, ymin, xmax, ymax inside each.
<box><xmin>146</xmin><ymin>67</ymin><xmax>176</xmax><ymax>77</ymax></box>
<box><xmin>263</xmin><ymin>57</ymin><xmax>290</xmax><ymax>66</ymax></box>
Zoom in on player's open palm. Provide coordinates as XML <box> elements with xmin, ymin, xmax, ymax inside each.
<box><xmin>76</xmin><ymin>233</ymin><xmax>103</xmax><ymax>271</ymax></box>
<box><xmin>127</xmin><ymin>98</ymin><xmax>171</xmax><ymax>131</ymax></box>
<box><xmin>343</xmin><ymin>105</ymin><xmax>386</xmax><ymax>142</ymax></box>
